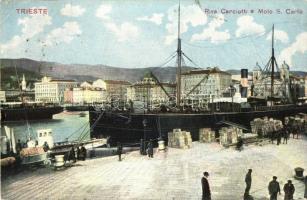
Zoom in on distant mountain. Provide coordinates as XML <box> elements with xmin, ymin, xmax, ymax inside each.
<box><xmin>1</xmin><ymin>58</ymin><xmax>305</xmax><ymax>90</ymax></box>
<box><xmin>0</xmin><ymin>58</ymin><xmax>194</xmax><ymax>84</ymax></box>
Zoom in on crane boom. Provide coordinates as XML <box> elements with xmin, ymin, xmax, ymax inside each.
<box><xmin>149</xmin><ymin>72</ymin><xmax>172</xmax><ymax>99</ymax></box>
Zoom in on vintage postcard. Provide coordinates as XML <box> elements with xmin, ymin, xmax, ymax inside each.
<box><xmin>1</xmin><ymin>0</ymin><xmax>307</xmax><ymax>199</ymax></box>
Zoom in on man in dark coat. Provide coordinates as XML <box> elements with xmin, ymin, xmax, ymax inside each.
<box><xmin>79</xmin><ymin>145</ymin><xmax>86</xmax><ymax>161</ymax></box>
<box><xmin>244</xmin><ymin>169</ymin><xmax>252</xmax><ymax>199</ymax></box>
<box><xmin>268</xmin><ymin>176</ymin><xmax>281</xmax><ymax>200</ymax></box>
<box><xmin>201</xmin><ymin>172</ymin><xmax>211</xmax><ymax>200</ymax></box>
<box><xmin>283</xmin><ymin>180</ymin><xmax>295</xmax><ymax>200</ymax></box>
<box><xmin>16</xmin><ymin>139</ymin><xmax>22</xmax><ymax>155</ymax></box>
<box><xmin>304</xmin><ymin>176</ymin><xmax>307</xmax><ymax>199</ymax></box>
<box><xmin>117</xmin><ymin>142</ymin><xmax>123</xmax><ymax>161</ymax></box>
<box><xmin>43</xmin><ymin>141</ymin><xmax>50</xmax><ymax>152</ymax></box>
<box><xmin>283</xmin><ymin>125</ymin><xmax>289</xmax><ymax>144</ymax></box>
<box><xmin>276</xmin><ymin>129</ymin><xmax>282</xmax><ymax>145</ymax></box>
<box><xmin>147</xmin><ymin>139</ymin><xmax>153</xmax><ymax>158</ymax></box>
<box><xmin>69</xmin><ymin>147</ymin><xmax>76</xmax><ymax>162</ymax></box>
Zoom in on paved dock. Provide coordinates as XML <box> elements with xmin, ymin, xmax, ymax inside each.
<box><xmin>1</xmin><ymin>137</ymin><xmax>307</xmax><ymax>200</ymax></box>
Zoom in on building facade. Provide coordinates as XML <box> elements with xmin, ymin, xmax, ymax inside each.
<box><xmin>127</xmin><ymin>77</ymin><xmax>176</xmax><ymax>104</ymax></box>
<box><xmin>35</xmin><ymin>76</ymin><xmax>77</xmax><ymax>103</ymax></box>
<box><xmin>181</xmin><ymin>67</ymin><xmax>232</xmax><ymax>101</ymax></box>
<box><xmin>92</xmin><ymin>79</ymin><xmax>131</xmax><ymax>101</ymax></box>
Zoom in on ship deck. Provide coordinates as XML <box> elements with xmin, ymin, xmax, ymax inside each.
<box><xmin>2</xmin><ymin>136</ymin><xmax>307</xmax><ymax>199</ymax></box>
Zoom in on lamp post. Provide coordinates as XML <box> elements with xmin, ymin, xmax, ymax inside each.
<box><xmin>142</xmin><ymin>119</ymin><xmax>148</xmax><ymax>155</ymax></box>
<box><xmin>230</xmin><ymin>84</ymin><xmax>235</xmax><ymax>112</ymax></box>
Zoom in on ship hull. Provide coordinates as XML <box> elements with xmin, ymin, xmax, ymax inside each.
<box><xmin>1</xmin><ymin>106</ymin><xmax>63</xmax><ymax>122</ymax></box>
<box><xmin>89</xmin><ymin>105</ymin><xmax>307</xmax><ymax>145</ymax></box>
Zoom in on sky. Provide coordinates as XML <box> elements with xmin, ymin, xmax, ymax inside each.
<box><xmin>0</xmin><ymin>0</ymin><xmax>307</xmax><ymax>71</ymax></box>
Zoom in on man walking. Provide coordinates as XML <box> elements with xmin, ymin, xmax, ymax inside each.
<box><xmin>244</xmin><ymin>169</ymin><xmax>252</xmax><ymax>199</ymax></box>
<box><xmin>283</xmin><ymin>180</ymin><xmax>295</xmax><ymax>200</ymax></box>
<box><xmin>117</xmin><ymin>142</ymin><xmax>123</xmax><ymax>161</ymax></box>
<box><xmin>201</xmin><ymin>172</ymin><xmax>211</xmax><ymax>200</ymax></box>
<box><xmin>147</xmin><ymin>139</ymin><xmax>153</xmax><ymax>158</ymax></box>
<box><xmin>268</xmin><ymin>176</ymin><xmax>281</xmax><ymax>200</ymax></box>
<box><xmin>283</xmin><ymin>125</ymin><xmax>289</xmax><ymax>144</ymax></box>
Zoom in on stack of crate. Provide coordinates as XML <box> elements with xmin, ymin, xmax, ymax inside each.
<box><xmin>199</xmin><ymin>128</ymin><xmax>215</xmax><ymax>143</ymax></box>
<box><xmin>168</xmin><ymin>129</ymin><xmax>192</xmax><ymax>149</ymax></box>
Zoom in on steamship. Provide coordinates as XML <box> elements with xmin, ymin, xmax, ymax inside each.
<box><xmin>89</xmin><ymin>4</ymin><xmax>307</xmax><ymax>145</ymax></box>
<box><xmin>1</xmin><ymin>102</ymin><xmax>63</xmax><ymax>122</ymax></box>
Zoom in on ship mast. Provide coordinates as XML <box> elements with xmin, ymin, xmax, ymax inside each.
<box><xmin>270</xmin><ymin>24</ymin><xmax>275</xmax><ymax>100</ymax></box>
<box><xmin>176</xmin><ymin>1</ymin><xmax>182</xmax><ymax>106</ymax></box>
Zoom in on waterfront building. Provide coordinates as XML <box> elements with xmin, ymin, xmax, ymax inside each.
<box><xmin>127</xmin><ymin>77</ymin><xmax>176</xmax><ymax>104</ymax></box>
<box><xmin>92</xmin><ymin>79</ymin><xmax>131</xmax><ymax>101</ymax></box>
<box><xmin>34</xmin><ymin>76</ymin><xmax>77</xmax><ymax>103</ymax></box>
<box><xmin>80</xmin><ymin>81</ymin><xmax>93</xmax><ymax>89</ymax></box>
<box><xmin>252</xmin><ymin>61</ymin><xmax>290</xmax><ymax>98</ymax></box>
<box><xmin>181</xmin><ymin>67</ymin><xmax>232</xmax><ymax>101</ymax></box>
<box><xmin>64</xmin><ymin>88</ymin><xmax>73</xmax><ymax>103</ymax></box>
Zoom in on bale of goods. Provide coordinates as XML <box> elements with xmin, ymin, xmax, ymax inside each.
<box><xmin>219</xmin><ymin>126</ymin><xmax>243</xmax><ymax>146</ymax></box>
<box><xmin>168</xmin><ymin>129</ymin><xmax>192</xmax><ymax>149</ymax></box>
<box><xmin>0</xmin><ymin>157</ymin><xmax>16</xmax><ymax>167</ymax></box>
<box><xmin>20</xmin><ymin>147</ymin><xmax>45</xmax><ymax>157</ymax></box>
<box><xmin>250</xmin><ymin>117</ymin><xmax>283</xmax><ymax>137</ymax></box>
<box><xmin>199</xmin><ymin>128</ymin><xmax>215</xmax><ymax>143</ymax></box>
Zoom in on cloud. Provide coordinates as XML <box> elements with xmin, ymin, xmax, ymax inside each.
<box><xmin>96</xmin><ymin>4</ymin><xmax>139</xmax><ymax>42</ymax></box>
<box><xmin>45</xmin><ymin>21</ymin><xmax>82</xmax><ymax>46</ymax></box>
<box><xmin>0</xmin><ymin>8</ymin><xmax>51</xmax><ymax>54</ymax></box>
<box><xmin>165</xmin><ymin>4</ymin><xmax>207</xmax><ymax>45</ymax></box>
<box><xmin>191</xmin><ymin>14</ymin><xmax>230</xmax><ymax>43</ymax></box>
<box><xmin>278</xmin><ymin>32</ymin><xmax>307</xmax><ymax>66</ymax></box>
<box><xmin>236</xmin><ymin>16</ymin><xmax>265</xmax><ymax>37</ymax></box>
<box><xmin>61</xmin><ymin>4</ymin><xmax>85</xmax><ymax>17</ymax></box>
<box><xmin>105</xmin><ymin>22</ymin><xmax>139</xmax><ymax>42</ymax></box>
<box><xmin>137</xmin><ymin>13</ymin><xmax>164</xmax><ymax>25</ymax></box>
<box><xmin>96</xmin><ymin>4</ymin><xmax>112</xmax><ymax>20</ymax></box>
<box><xmin>266</xmin><ymin>29</ymin><xmax>289</xmax><ymax>44</ymax></box>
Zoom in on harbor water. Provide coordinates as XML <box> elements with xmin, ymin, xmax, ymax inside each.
<box><xmin>1</xmin><ymin>111</ymin><xmax>90</xmax><ymax>144</ymax></box>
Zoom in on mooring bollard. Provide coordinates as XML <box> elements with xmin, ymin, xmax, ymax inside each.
<box><xmin>158</xmin><ymin>140</ymin><xmax>165</xmax><ymax>151</ymax></box>
<box><xmin>54</xmin><ymin>155</ymin><xmax>65</xmax><ymax>168</ymax></box>
<box><xmin>294</xmin><ymin>167</ymin><xmax>304</xmax><ymax>180</ymax></box>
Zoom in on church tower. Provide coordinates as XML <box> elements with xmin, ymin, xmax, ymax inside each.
<box><xmin>21</xmin><ymin>74</ymin><xmax>27</xmax><ymax>91</ymax></box>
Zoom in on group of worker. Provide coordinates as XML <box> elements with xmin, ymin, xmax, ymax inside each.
<box><xmin>244</xmin><ymin>169</ymin><xmax>307</xmax><ymax>200</ymax></box>
<box><xmin>67</xmin><ymin>145</ymin><xmax>87</xmax><ymax>162</ymax></box>
<box><xmin>269</xmin><ymin>122</ymin><xmax>305</xmax><ymax>145</ymax></box>
<box><xmin>202</xmin><ymin>169</ymin><xmax>307</xmax><ymax>200</ymax></box>
<box><xmin>116</xmin><ymin>139</ymin><xmax>154</xmax><ymax>161</ymax></box>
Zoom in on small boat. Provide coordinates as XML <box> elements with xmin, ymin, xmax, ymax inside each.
<box><xmin>20</xmin><ymin>129</ymin><xmax>54</xmax><ymax>165</ymax></box>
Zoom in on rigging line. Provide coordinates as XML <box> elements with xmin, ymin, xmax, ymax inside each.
<box><xmin>146</xmin><ymin>51</ymin><xmax>177</xmax><ymax>68</ymax></box>
<box><xmin>76</xmin><ymin>123</ymin><xmax>90</xmax><ymax>141</ymax></box>
<box><xmin>153</xmin><ymin>53</ymin><xmax>177</xmax><ymax>68</ymax></box>
<box><xmin>182</xmin><ymin>30</ymin><xmax>269</xmax><ymax>50</ymax></box>
<box><xmin>249</xmin><ymin>37</ymin><xmax>266</xmax><ymax>67</ymax></box>
<box><xmin>182</xmin><ymin>52</ymin><xmax>198</xmax><ymax>67</ymax></box>
<box><xmin>67</xmin><ymin>121</ymin><xmax>89</xmax><ymax>139</ymax></box>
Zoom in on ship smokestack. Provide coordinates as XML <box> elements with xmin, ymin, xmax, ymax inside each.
<box><xmin>240</xmin><ymin>69</ymin><xmax>248</xmax><ymax>98</ymax></box>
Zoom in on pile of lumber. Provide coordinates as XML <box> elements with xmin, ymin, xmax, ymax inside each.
<box><xmin>199</xmin><ymin>128</ymin><xmax>215</xmax><ymax>143</ymax></box>
<box><xmin>168</xmin><ymin>129</ymin><xmax>192</xmax><ymax>149</ymax></box>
